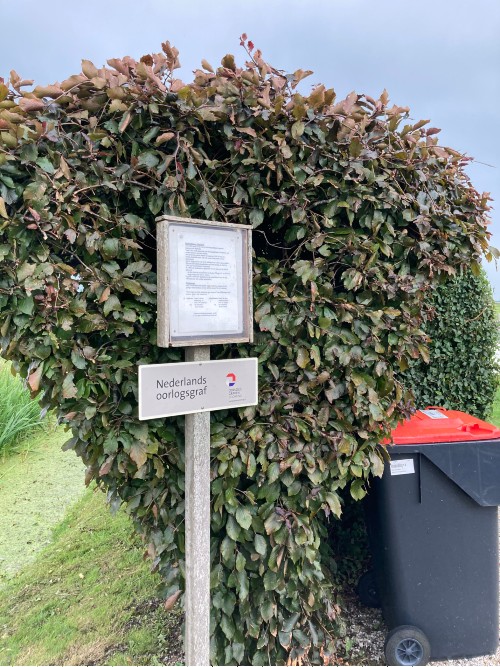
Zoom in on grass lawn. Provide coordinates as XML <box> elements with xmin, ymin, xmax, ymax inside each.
<box><xmin>0</xmin><ymin>427</ymin><xmax>86</xmax><ymax>580</ymax></box>
<box><xmin>0</xmin><ymin>487</ymin><xmax>183</xmax><ymax>666</ymax></box>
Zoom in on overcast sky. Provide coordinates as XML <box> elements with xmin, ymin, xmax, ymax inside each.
<box><xmin>1</xmin><ymin>0</ymin><xmax>499</xmax><ymax>295</ymax></box>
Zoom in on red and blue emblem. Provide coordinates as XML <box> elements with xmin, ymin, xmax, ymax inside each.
<box><xmin>226</xmin><ymin>372</ymin><xmax>236</xmax><ymax>387</ymax></box>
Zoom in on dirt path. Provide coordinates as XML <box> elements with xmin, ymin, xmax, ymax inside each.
<box><xmin>0</xmin><ymin>427</ymin><xmax>86</xmax><ymax>583</ymax></box>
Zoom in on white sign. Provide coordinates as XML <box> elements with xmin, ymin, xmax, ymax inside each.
<box><xmin>171</xmin><ymin>224</ymin><xmax>242</xmax><ymax>335</ymax></box>
<box><xmin>390</xmin><ymin>458</ymin><xmax>415</xmax><ymax>476</ymax></box>
<box><xmin>138</xmin><ymin>358</ymin><xmax>258</xmax><ymax>420</ymax></box>
<box><xmin>156</xmin><ymin>216</ymin><xmax>253</xmax><ymax>347</ymax></box>
<box><xmin>420</xmin><ymin>409</ymin><xmax>448</xmax><ymax>419</ymax></box>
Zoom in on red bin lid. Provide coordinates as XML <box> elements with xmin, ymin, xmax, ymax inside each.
<box><xmin>390</xmin><ymin>407</ymin><xmax>500</xmax><ymax>445</ymax></box>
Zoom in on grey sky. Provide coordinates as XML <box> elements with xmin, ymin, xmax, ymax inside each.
<box><xmin>1</xmin><ymin>0</ymin><xmax>499</xmax><ymax>294</ymax></box>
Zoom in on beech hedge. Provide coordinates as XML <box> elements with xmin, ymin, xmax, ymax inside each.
<box><xmin>404</xmin><ymin>270</ymin><xmax>499</xmax><ymax>420</ymax></box>
<box><xmin>0</xmin><ymin>40</ymin><xmax>492</xmax><ymax>664</ymax></box>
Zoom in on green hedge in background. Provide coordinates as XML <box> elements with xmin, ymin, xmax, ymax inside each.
<box><xmin>404</xmin><ymin>270</ymin><xmax>499</xmax><ymax>420</ymax></box>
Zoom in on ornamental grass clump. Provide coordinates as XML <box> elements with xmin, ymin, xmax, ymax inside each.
<box><xmin>0</xmin><ymin>38</ymin><xmax>492</xmax><ymax>664</ymax></box>
<box><xmin>0</xmin><ymin>360</ymin><xmax>43</xmax><ymax>455</ymax></box>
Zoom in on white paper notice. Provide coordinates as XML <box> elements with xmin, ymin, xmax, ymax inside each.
<box><xmin>390</xmin><ymin>459</ymin><xmax>415</xmax><ymax>476</ymax></box>
<box><xmin>170</xmin><ymin>225</ymin><xmax>243</xmax><ymax>336</ymax></box>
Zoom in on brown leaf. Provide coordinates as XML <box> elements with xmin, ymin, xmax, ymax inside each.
<box><xmin>99</xmin><ymin>455</ymin><xmax>115</xmax><ymax>476</ymax></box>
<box><xmin>82</xmin><ymin>59</ymin><xmax>99</xmax><ymax>79</ymax></box>
<box><xmin>0</xmin><ymin>82</ymin><xmax>9</xmax><ymax>102</ymax></box>
<box><xmin>291</xmin><ymin>69</ymin><xmax>313</xmax><ymax>89</ymax></box>
<box><xmin>155</xmin><ymin>131</ymin><xmax>175</xmax><ymax>145</ymax></box>
<box><xmin>119</xmin><ymin>110</ymin><xmax>132</xmax><ymax>133</ymax></box>
<box><xmin>64</xmin><ymin>228</ymin><xmax>77</xmax><ymax>243</ymax></box>
<box><xmin>28</xmin><ymin>206</ymin><xmax>40</xmax><ymax>221</ymax></box>
<box><xmin>107</xmin><ymin>58</ymin><xmax>130</xmax><ymax>76</ymax></box>
<box><xmin>99</xmin><ymin>286</ymin><xmax>111</xmax><ymax>303</ymax></box>
<box><xmin>221</xmin><ymin>54</ymin><xmax>236</xmax><ymax>71</ymax></box>
<box><xmin>0</xmin><ymin>197</ymin><xmax>8</xmax><ymax>219</ymax></box>
<box><xmin>161</xmin><ymin>41</ymin><xmax>181</xmax><ymax>70</ymax></box>
<box><xmin>164</xmin><ymin>590</ymin><xmax>181</xmax><ymax>611</ymax></box>
<box><xmin>170</xmin><ymin>79</ymin><xmax>185</xmax><ymax>93</ymax></box>
<box><xmin>237</xmin><ymin>126</ymin><xmax>257</xmax><ymax>137</ymax></box>
<box><xmin>201</xmin><ymin>59</ymin><xmax>214</xmax><ymax>73</ymax></box>
<box><xmin>18</xmin><ymin>97</ymin><xmax>45</xmax><ymax>113</ymax></box>
<box><xmin>28</xmin><ymin>365</ymin><xmax>43</xmax><ymax>391</ymax></box>
<box><xmin>33</xmin><ymin>85</ymin><xmax>64</xmax><ymax>99</ymax></box>
<box><xmin>129</xmin><ymin>442</ymin><xmax>148</xmax><ymax>469</ymax></box>
<box><xmin>60</xmin><ymin>74</ymin><xmax>87</xmax><ymax>91</ymax></box>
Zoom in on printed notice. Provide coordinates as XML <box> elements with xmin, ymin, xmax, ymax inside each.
<box><xmin>169</xmin><ymin>224</ymin><xmax>244</xmax><ymax>336</ymax></box>
<box><xmin>420</xmin><ymin>409</ymin><xmax>448</xmax><ymax>420</ymax></box>
<box><xmin>390</xmin><ymin>459</ymin><xmax>415</xmax><ymax>476</ymax></box>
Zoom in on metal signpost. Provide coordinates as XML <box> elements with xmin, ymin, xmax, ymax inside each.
<box><xmin>139</xmin><ymin>215</ymin><xmax>255</xmax><ymax>666</ymax></box>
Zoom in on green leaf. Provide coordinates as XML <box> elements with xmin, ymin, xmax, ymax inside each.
<box><xmin>254</xmin><ymin>534</ymin><xmax>267</xmax><ymax>556</ymax></box>
<box><xmin>122</xmin><ymin>278</ymin><xmax>143</xmax><ymax>296</ymax></box>
<box><xmin>36</xmin><ymin>156</ymin><xmax>55</xmax><ymax>174</ymax></box>
<box><xmin>296</xmin><ymin>348</ymin><xmax>309</xmax><ymax>369</ymax></box>
<box><xmin>249</xmin><ymin>209</ymin><xmax>264</xmax><ymax>227</ymax></box>
<box><xmin>220</xmin><ymin>536</ymin><xmax>235</xmax><ymax>563</ymax></box>
<box><xmin>324</xmin><ymin>491</ymin><xmax>342</xmax><ymax>518</ymax></box>
<box><xmin>18</xmin><ymin>296</ymin><xmax>34</xmax><ymax>315</ymax></box>
<box><xmin>263</xmin><ymin>570</ymin><xmax>278</xmax><ymax>591</ymax></box>
<box><xmin>237</xmin><ymin>569</ymin><xmax>249</xmax><ymax>601</ymax></box>
<box><xmin>235</xmin><ymin>505</ymin><xmax>252</xmax><ymax>530</ymax></box>
<box><xmin>350</xmin><ymin>479</ymin><xmax>366</xmax><ymax>501</ymax></box>
<box><xmin>282</xmin><ymin>611</ymin><xmax>300</xmax><ymax>633</ymax></box>
<box><xmin>226</xmin><ymin>515</ymin><xmax>241</xmax><ymax>541</ymax></box>
<box><xmin>369</xmin><ymin>402</ymin><xmax>384</xmax><ymax>421</ymax></box>
<box><xmin>137</xmin><ymin>151</ymin><xmax>160</xmax><ymax>169</ymax></box>
<box><xmin>103</xmin><ymin>294</ymin><xmax>121</xmax><ymax>316</ymax></box>
<box><xmin>232</xmin><ymin>643</ymin><xmax>245</xmax><ymax>663</ymax></box>
<box><xmin>291</xmin><ymin>121</ymin><xmax>305</xmax><ymax>139</ymax></box>
<box><xmin>260</xmin><ymin>314</ymin><xmax>278</xmax><ymax>334</ymax></box>
<box><xmin>220</xmin><ymin>613</ymin><xmax>235</xmax><ymax>640</ymax></box>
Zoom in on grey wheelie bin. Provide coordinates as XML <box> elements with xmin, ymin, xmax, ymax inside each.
<box><xmin>359</xmin><ymin>407</ymin><xmax>500</xmax><ymax>666</ymax></box>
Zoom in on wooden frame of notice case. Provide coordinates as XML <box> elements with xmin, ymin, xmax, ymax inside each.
<box><xmin>156</xmin><ymin>215</ymin><xmax>253</xmax><ymax>347</ymax></box>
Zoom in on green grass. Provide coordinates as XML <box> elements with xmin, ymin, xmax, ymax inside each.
<box><xmin>0</xmin><ymin>488</ymin><xmax>184</xmax><ymax>666</ymax></box>
<box><xmin>489</xmin><ymin>383</ymin><xmax>500</xmax><ymax>427</ymax></box>
<box><xmin>0</xmin><ymin>427</ymin><xmax>86</xmax><ymax>581</ymax></box>
<box><xmin>0</xmin><ymin>362</ymin><xmax>43</xmax><ymax>456</ymax></box>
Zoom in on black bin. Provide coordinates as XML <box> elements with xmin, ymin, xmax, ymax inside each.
<box><xmin>360</xmin><ymin>407</ymin><xmax>500</xmax><ymax>666</ymax></box>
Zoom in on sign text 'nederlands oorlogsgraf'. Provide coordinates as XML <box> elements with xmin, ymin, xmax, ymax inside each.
<box><xmin>138</xmin><ymin>358</ymin><xmax>258</xmax><ymax>420</ymax></box>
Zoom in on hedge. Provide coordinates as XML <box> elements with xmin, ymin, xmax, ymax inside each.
<box><xmin>0</xmin><ymin>39</ymin><xmax>491</xmax><ymax>664</ymax></box>
<box><xmin>404</xmin><ymin>270</ymin><xmax>499</xmax><ymax>420</ymax></box>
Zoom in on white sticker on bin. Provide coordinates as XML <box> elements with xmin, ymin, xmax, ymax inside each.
<box><xmin>420</xmin><ymin>409</ymin><xmax>448</xmax><ymax>419</ymax></box>
<box><xmin>390</xmin><ymin>459</ymin><xmax>415</xmax><ymax>476</ymax></box>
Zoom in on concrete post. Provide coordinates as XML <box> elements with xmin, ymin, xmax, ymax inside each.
<box><xmin>184</xmin><ymin>345</ymin><xmax>211</xmax><ymax>666</ymax></box>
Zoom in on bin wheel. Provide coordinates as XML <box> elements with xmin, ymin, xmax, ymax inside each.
<box><xmin>356</xmin><ymin>569</ymin><xmax>381</xmax><ymax>608</ymax></box>
<box><xmin>384</xmin><ymin>625</ymin><xmax>431</xmax><ymax>666</ymax></box>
